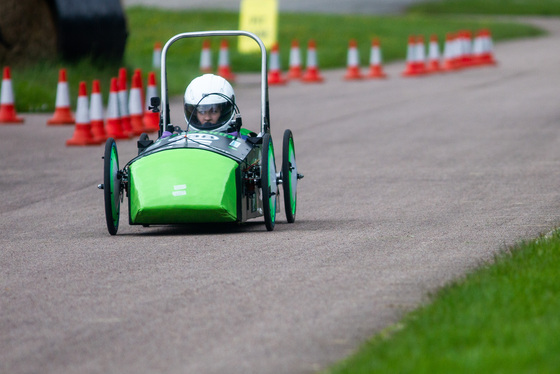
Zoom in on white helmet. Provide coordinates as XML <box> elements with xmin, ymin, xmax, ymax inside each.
<box><xmin>184</xmin><ymin>74</ymin><xmax>236</xmax><ymax>132</ymax></box>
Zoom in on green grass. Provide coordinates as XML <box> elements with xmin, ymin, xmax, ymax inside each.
<box><xmin>408</xmin><ymin>0</ymin><xmax>560</xmax><ymax>16</ymax></box>
<box><xmin>325</xmin><ymin>232</ymin><xmax>560</xmax><ymax>374</ymax></box>
<box><xmin>9</xmin><ymin>7</ymin><xmax>542</xmax><ymax>112</ymax></box>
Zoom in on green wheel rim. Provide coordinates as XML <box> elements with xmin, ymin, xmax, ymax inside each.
<box><xmin>262</xmin><ymin>133</ymin><xmax>277</xmax><ymax>231</ymax></box>
<box><xmin>104</xmin><ymin>138</ymin><xmax>120</xmax><ymax>235</ymax></box>
<box><xmin>282</xmin><ymin>130</ymin><xmax>297</xmax><ymax>223</ymax></box>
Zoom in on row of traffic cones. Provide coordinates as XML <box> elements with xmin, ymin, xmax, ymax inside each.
<box><xmin>402</xmin><ymin>29</ymin><xmax>497</xmax><ymax>77</ymax></box>
<box><xmin>194</xmin><ymin>30</ymin><xmax>495</xmax><ymax>84</ymax></box>
<box><xmin>1</xmin><ymin>29</ymin><xmax>497</xmax><ymax>130</ymax></box>
<box><xmin>268</xmin><ymin>40</ymin><xmax>325</xmax><ymax>84</ymax></box>
<box><xmin>195</xmin><ymin>38</ymin><xmax>327</xmax><ymax>85</ymax></box>
<box><xmin>0</xmin><ymin>64</ymin><xmax>160</xmax><ymax>143</ymax></box>
<box><xmin>343</xmin><ymin>39</ymin><xmax>387</xmax><ymax>80</ymax></box>
<box><xmin>270</xmin><ymin>39</ymin><xmax>387</xmax><ymax>84</ymax></box>
<box><xmin>195</xmin><ymin>38</ymin><xmax>386</xmax><ymax>85</ymax></box>
<box><xmin>66</xmin><ymin>70</ymin><xmax>160</xmax><ymax>146</ymax></box>
<box><xmin>199</xmin><ymin>39</ymin><xmax>237</xmax><ymax>82</ymax></box>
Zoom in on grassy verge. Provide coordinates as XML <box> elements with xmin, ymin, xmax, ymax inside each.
<box><xmin>324</xmin><ymin>232</ymin><xmax>560</xmax><ymax>373</ymax></box>
<box><xmin>11</xmin><ymin>8</ymin><xmax>542</xmax><ymax>112</ymax></box>
<box><xmin>408</xmin><ymin>0</ymin><xmax>560</xmax><ymax>16</ymax></box>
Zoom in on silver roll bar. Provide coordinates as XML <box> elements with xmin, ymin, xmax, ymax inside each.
<box><xmin>160</xmin><ymin>30</ymin><xmax>270</xmax><ymax>135</ymax></box>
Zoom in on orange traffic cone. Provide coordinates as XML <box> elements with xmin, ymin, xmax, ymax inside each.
<box><xmin>458</xmin><ymin>30</ymin><xmax>474</xmax><ymax>68</ymax></box>
<box><xmin>217</xmin><ymin>39</ymin><xmax>235</xmax><ymax>82</ymax></box>
<box><xmin>442</xmin><ymin>33</ymin><xmax>459</xmax><ymax>71</ymax></box>
<box><xmin>402</xmin><ymin>35</ymin><xmax>428</xmax><ymax>76</ymax></box>
<box><xmin>47</xmin><ymin>68</ymin><xmax>75</xmax><ymax>125</ymax></box>
<box><xmin>471</xmin><ymin>31</ymin><xmax>484</xmax><ymax>67</ymax></box>
<box><xmin>118</xmin><ymin>68</ymin><xmax>133</xmax><ymax>136</ymax></box>
<box><xmin>473</xmin><ymin>29</ymin><xmax>497</xmax><ymax>66</ymax></box>
<box><xmin>302</xmin><ymin>40</ymin><xmax>324</xmax><ymax>83</ymax></box>
<box><xmin>402</xmin><ymin>36</ymin><xmax>418</xmax><ymax>76</ymax></box>
<box><xmin>152</xmin><ymin>41</ymin><xmax>162</xmax><ymax>69</ymax></box>
<box><xmin>268</xmin><ymin>42</ymin><xmax>287</xmax><ymax>85</ymax></box>
<box><xmin>129</xmin><ymin>70</ymin><xmax>144</xmax><ymax>135</ymax></box>
<box><xmin>143</xmin><ymin>71</ymin><xmax>160</xmax><ymax>133</ymax></box>
<box><xmin>90</xmin><ymin>79</ymin><xmax>107</xmax><ymax>143</ymax></box>
<box><xmin>367</xmin><ymin>38</ymin><xmax>387</xmax><ymax>79</ymax></box>
<box><xmin>414</xmin><ymin>35</ymin><xmax>428</xmax><ymax>75</ymax></box>
<box><xmin>0</xmin><ymin>67</ymin><xmax>24</xmax><ymax>124</ymax></box>
<box><xmin>200</xmin><ymin>40</ymin><xmax>212</xmax><ymax>74</ymax></box>
<box><xmin>427</xmin><ymin>34</ymin><xmax>442</xmax><ymax>73</ymax></box>
<box><xmin>133</xmin><ymin>68</ymin><xmax>145</xmax><ymax>111</ymax></box>
<box><xmin>344</xmin><ymin>39</ymin><xmax>363</xmax><ymax>80</ymax></box>
<box><xmin>288</xmin><ymin>39</ymin><xmax>302</xmax><ymax>80</ymax></box>
<box><xmin>483</xmin><ymin>29</ymin><xmax>497</xmax><ymax>65</ymax></box>
<box><xmin>66</xmin><ymin>82</ymin><xmax>101</xmax><ymax>146</ymax></box>
<box><xmin>105</xmin><ymin>77</ymin><xmax>128</xmax><ymax>139</ymax></box>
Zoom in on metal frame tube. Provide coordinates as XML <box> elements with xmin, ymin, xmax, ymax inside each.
<box><xmin>160</xmin><ymin>30</ymin><xmax>269</xmax><ymax>135</ymax></box>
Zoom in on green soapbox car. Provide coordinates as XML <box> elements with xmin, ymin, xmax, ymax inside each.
<box><xmin>98</xmin><ymin>31</ymin><xmax>302</xmax><ymax>235</ymax></box>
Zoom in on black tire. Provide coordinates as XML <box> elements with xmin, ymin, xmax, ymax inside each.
<box><xmin>103</xmin><ymin>138</ymin><xmax>121</xmax><ymax>235</ymax></box>
<box><xmin>261</xmin><ymin>133</ymin><xmax>277</xmax><ymax>231</ymax></box>
<box><xmin>282</xmin><ymin>129</ymin><xmax>298</xmax><ymax>223</ymax></box>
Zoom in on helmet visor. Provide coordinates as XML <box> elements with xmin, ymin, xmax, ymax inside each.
<box><xmin>196</xmin><ymin>103</ymin><xmax>222</xmax><ymax>115</ymax></box>
<box><xmin>184</xmin><ymin>100</ymin><xmax>234</xmax><ymax>131</ymax></box>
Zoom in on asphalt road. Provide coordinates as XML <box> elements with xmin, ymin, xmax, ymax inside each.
<box><xmin>2</xmin><ymin>17</ymin><xmax>560</xmax><ymax>374</ymax></box>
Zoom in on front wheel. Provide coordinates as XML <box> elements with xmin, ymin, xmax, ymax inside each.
<box><xmin>261</xmin><ymin>133</ymin><xmax>277</xmax><ymax>231</ymax></box>
<box><xmin>103</xmin><ymin>138</ymin><xmax>121</xmax><ymax>235</ymax></box>
<box><xmin>282</xmin><ymin>129</ymin><xmax>298</xmax><ymax>223</ymax></box>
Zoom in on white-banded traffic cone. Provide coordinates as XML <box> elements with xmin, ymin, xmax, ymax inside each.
<box><xmin>268</xmin><ymin>42</ymin><xmax>287</xmax><ymax>85</ymax></box>
<box><xmin>367</xmin><ymin>38</ymin><xmax>387</xmax><ymax>79</ymax></box>
<box><xmin>473</xmin><ymin>29</ymin><xmax>497</xmax><ymax>66</ymax></box>
<box><xmin>427</xmin><ymin>34</ymin><xmax>442</xmax><ymax>73</ymax></box>
<box><xmin>129</xmin><ymin>70</ymin><xmax>144</xmax><ymax>135</ymax></box>
<box><xmin>288</xmin><ymin>39</ymin><xmax>302</xmax><ymax>80</ymax></box>
<box><xmin>47</xmin><ymin>68</ymin><xmax>75</xmax><ymax>125</ymax></box>
<box><xmin>344</xmin><ymin>39</ymin><xmax>363</xmax><ymax>80</ymax></box>
<box><xmin>402</xmin><ymin>35</ymin><xmax>418</xmax><ymax>76</ymax></box>
<box><xmin>105</xmin><ymin>77</ymin><xmax>128</xmax><ymax>139</ymax></box>
<box><xmin>133</xmin><ymin>68</ymin><xmax>145</xmax><ymax>112</ymax></box>
<box><xmin>152</xmin><ymin>41</ymin><xmax>162</xmax><ymax>69</ymax></box>
<box><xmin>403</xmin><ymin>35</ymin><xmax>428</xmax><ymax>76</ymax></box>
<box><xmin>90</xmin><ymin>79</ymin><xmax>107</xmax><ymax>143</ymax></box>
<box><xmin>118</xmin><ymin>67</ymin><xmax>132</xmax><ymax>136</ymax></box>
<box><xmin>217</xmin><ymin>39</ymin><xmax>235</xmax><ymax>82</ymax></box>
<box><xmin>66</xmin><ymin>82</ymin><xmax>100</xmax><ymax>146</ymax></box>
<box><xmin>302</xmin><ymin>40</ymin><xmax>324</xmax><ymax>83</ymax></box>
<box><xmin>200</xmin><ymin>40</ymin><xmax>212</xmax><ymax>74</ymax></box>
<box><xmin>143</xmin><ymin>71</ymin><xmax>160</xmax><ymax>133</ymax></box>
<box><xmin>459</xmin><ymin>30</ymin><xmax>474</xmax><ymax>68</ymax></box>
<box><xmin>0</xmin><ymin>66</ymin><xmax>24</xmax><ymax>124</ymax></box>
<box><xmin>414</xmin><ymin>35</ymin><xmax>428</xmax><ymax>74</ymax></box>
<box><xmin>442</xmin><ymin>32</ymin><xmax>460</xmax><ymax>71</ymax></box>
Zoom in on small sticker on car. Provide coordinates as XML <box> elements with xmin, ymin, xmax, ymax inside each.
<box><xmin>173</xmin><ymin>184</ymin><xmax>186</xmax><ymax>196</ymax></box>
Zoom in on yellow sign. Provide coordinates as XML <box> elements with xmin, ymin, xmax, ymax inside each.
<box><xmin>238</xmin><ymin>0</ymin><xmax>278</xmax><ymax>53</ymax></box>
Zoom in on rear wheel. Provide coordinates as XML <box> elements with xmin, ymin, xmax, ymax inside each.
<box><xmin>282</xmin><ymin>129</ymin><xmax>298</xmax><ymax>223</ymax></box>
<box><xmin>103</xmin><ymin>138</ymin><xmax>121</xmax><ymax>235</ymax></box>
<box><xmin>261</xmin><ymin>133</ymin><xmax>277</xmax><ymax>231</ymax></box>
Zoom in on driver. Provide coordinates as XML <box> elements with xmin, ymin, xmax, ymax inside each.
<box><xmin>183</xmin><ymin>74</ymin><xmax>237</xmax><ymax>133</ymax></box>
